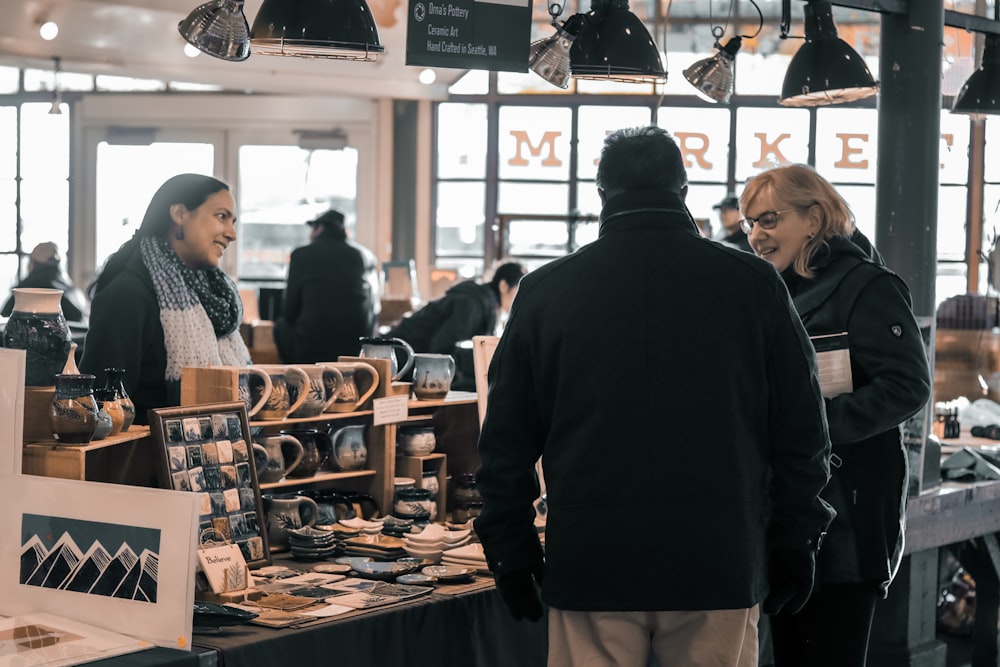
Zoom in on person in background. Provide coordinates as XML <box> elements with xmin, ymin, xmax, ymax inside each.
<box><xmin>386</xmin><ymin>261</ymin><xmax>525</xmax><ymax>355</ymax></box>
<box><xmin>714</xmin><ymin>192</ymin><xmax>753</xmax><ymax>252</ymax></box>
<box><xmin>741</xmin><ymin>164</ymin><xmax>931</xmax><ymax>667</ymax></box>
<box><xmin>474</xmin><ymin>126</ymin><xmax>835</xmax><ymax>666</ymax></box>
<box><xmin>273</xmin><ymin>209</ymin><xmax>379</xmax><ymax>363</ymax></box>
<box><xmin>81</xmin><ymin>173</ymin><xmax>249</xmax><ymax>424</ymax></box>
<box><xmin>2</xmin><ymin>242</ymin><xmax>90</xmax><ymax>323</ymax></box>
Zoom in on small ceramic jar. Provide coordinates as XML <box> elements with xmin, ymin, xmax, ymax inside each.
<box><xmin>421</xmin><ymin>469</ymin><xmax>440</xmax><ymax>500</ymax></box>
<box><xmin>394</xmin><ymin>487</ymin><xmax>434</xmax><ymax>519</ymax></box>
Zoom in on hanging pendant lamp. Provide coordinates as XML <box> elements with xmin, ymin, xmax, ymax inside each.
<box><xmin>250</xmin><ymin>0</ymin><xmax>384</xmax><ymax>61</ymax></box>
<box><xmin>529</xmin><ymin>14</ymin><xmax>585</xmax><ymax>89</ymax></box>
<box><xmin>779</xmin><ymin>0</ymin><xmax>877</xmax><ymax>107</ymax></box>
<box><xmin>178</xmin><ymin>0</ymin><xmax>251</xmax><ymax>62</ymax></box>
<box><xmin>684</xmin><ymin>36</ymin><xmax>741</xmax><ymax>103</ymax></box>
<box><xmin>952</xmin><ymin>24</ymin><xmax>1000</xmax><ymax>116</ymax></box>
<box><xmin>569</xmin><ymin>0</ymin><xmax>666</xmax><ymax>84</ymax></box>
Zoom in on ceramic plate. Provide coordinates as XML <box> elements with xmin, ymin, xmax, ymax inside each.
<box><xmin>354</xmin><ymin>560</ymin><xmax>420</xmax><ymax>580</ymax></box>
<box><xmin>312</xmin><ymin>562</ymin><xmax>353</xmax><ymax>574</ymax></box>
<box><xmin>421</xmin><ymin>565</ymin><xmax>476</xmax><ymax>583</ymax></box>
<box><xmin>396</xmin><ymin>573</ymin><xmax>437</xmax><ymax>585</ymax></box>
<box><xmin>335</xmin><ymin>556</ymin><xmax>373</xmax><ymax>568</ymax></box>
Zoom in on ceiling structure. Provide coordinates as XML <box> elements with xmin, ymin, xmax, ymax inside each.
<box><xmin>0</xmin><ymin>0</ymin><xmax>465</xmax><ymax>99</ymax></box>
<box><xmin>0</xmin><ymin>1</ymin><xmax>992</xmax><ymax>101</ymax></box>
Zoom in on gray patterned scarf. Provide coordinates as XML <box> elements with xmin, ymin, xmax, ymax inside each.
<box><xmin>140</xmin><ymin>236</ymin><xmax>250</xmax><ymax>404</ymax></box>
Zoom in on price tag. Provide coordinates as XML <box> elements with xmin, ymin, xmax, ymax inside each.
<box><xmin>373</xmin><ymin>395</ymin><xmax>409</xmax><ymax>425</ymax></box>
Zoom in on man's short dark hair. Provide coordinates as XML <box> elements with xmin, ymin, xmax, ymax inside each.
<box><xmin>595</xmin><ymin>126</ymin><xmax>688</xmax><ymax>200</ymax></box>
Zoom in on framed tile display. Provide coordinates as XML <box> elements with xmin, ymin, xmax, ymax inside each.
<box><xmin>149</xmin><ymin>401</ymin><xmax>271</xmax><ymax>568</ymax></box>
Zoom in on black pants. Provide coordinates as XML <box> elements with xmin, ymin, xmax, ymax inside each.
<box><xmin>769</xmin><ymin>581</ymin><xmax>879</xmax><ymax>667</ymax></box>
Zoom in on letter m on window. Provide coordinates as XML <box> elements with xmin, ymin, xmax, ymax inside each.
<box><xmin>508</xmin><ymin>130</ymin><xmax>563</xmax><ymax>167</ymax></box>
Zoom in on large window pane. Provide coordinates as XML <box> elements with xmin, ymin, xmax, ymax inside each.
<box><xmin>0</xmin><ymin>180</ymin><xmax>14</xmax><ymax>252</ymax></box>
<box><xmin>0</xmin><ymin>255</ymin><xmax>19</xmax><ymax>302</ymax></box>
<box><xmin>657</xmin><ymin>107</ymin><xmax>731</xmax><ymax>183</ymax></box>
<box><xmin>986</xmin><ymin>117</ymin><xmax>1000</xmax><ymax>183</ymax></box>
<box><xmin>238</xmin><ymin>145</ymin><xmax>358</xmax><ymax>280</ymax></box>
<box><xmin>437</xmin><ymin>104</ymin><xmax>487</xmax><ymax>179</ymax></box>
<box><xmin>498</xmin><ymin>106</ymin><xmax>572</xmax><ymax>181</ymax></box>
<box><xmin>815</xmin><ymin>108</ymin><xmax>877</xmax><ymax>184</ymax></box>
<box><xmin>497</xmin><ymin>182</ymin><xmax>569</xmax><ymax>215</ymax></box>
<box><xmin>0</xmin><ymin>107</ymin><xmax>15</xmax><ymax>180</ymax></box>
<box><xmin>938</xmin><ymin>185</ymin><xmax>968</xmax><ymax>261</ymax></box>
<box><xmin>735</xmin><ymin>107</ymin><xmax>810</xmax><ymax>180</ymax></box>
<box><xmin>505</xmin><ymin>218</ymin><xmax>569</xmax><ymax>258</ymax></box>
<box><xmin>95</xmin><ymin>142</ymin><xmax>214</xmax><ymax>272</ymax></box>
<box><xmin>20</xmin><ymin>178</ymin><xmax>68</xmax><ymax>256</ymax></box>
<box><xmin>21</xmin><ymin>103</ymin><xmax>69</xmax><ymax>179</ymax></box>
<box><xmin>836</xmin><ymin>185</ymin><xmax>877</xmax><ymax>245</ymax></box>
<box><xmin>436</xmin><ymin>181</ymin><xmax>485</xmax><ymax>258</ymax></box>
<box><xmin>939</xmin><ymin>111</ymin><xmax>971</xmax><ymax>186</ymax></box>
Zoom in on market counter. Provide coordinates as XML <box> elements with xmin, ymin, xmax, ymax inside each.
<box><xmin>191</xmin><ymin>575</ymin><xmax>545</xmax><ymax>667</ymax></box>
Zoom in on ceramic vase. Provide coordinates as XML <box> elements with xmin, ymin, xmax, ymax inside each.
<box><xmin>50</xmin><ymin>373</ymin><xmax>100</xmax><ymax>444</ymax></box>
<box><xmin>3</xmin><ymin>288</ymin><xmax>72</xmax><ymax>387</ymax></box>
<box><xmin>94</xmin><ymin>388</ymin><xmax>125</xmax><ymax>437</ymax></box>
<box><xmin>103</xmin><ymin>368</ymin><xmax>135</xmax><ymax>431</ymax></box>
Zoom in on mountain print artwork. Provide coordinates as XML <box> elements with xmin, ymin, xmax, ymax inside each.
<box><xmin>19</xmin><ymin>513</ymin><xmax>161</xmax><ymax>602</ymax></box>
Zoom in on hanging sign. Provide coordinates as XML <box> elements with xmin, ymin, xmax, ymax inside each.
<box><xmin>405</xmin><ymin>0</ymin><xmax>531</xmax><ymax>73</ymax></box>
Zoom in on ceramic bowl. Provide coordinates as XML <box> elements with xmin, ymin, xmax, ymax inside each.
<box><xmin>403</xmin><ymin>545</ymin><xmax>443</xmax><ymax>562</ymax></box>
<box><xmin>397</xmin><ymin>425</ymin><xmax>436</xmax><ymax>457</ymax></box>
<box><xmin>421</xmin><ymin>565</ymin><xmax>476</xmax><ymax>583</ymax></box>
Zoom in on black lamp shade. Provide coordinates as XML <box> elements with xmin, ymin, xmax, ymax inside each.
<box><xmin>178</xmin><ymin>0</ymin><xmax>251</xmax><ymax>62</ymax></box>
<box><xmin>569</xmin><ymin>0</ymin><xmax>666</xmax><ymax>84</ymax></box>
<box><xmin>779</xmin><ymin>0</ymin><xmax>877</xmax><ymax>107</ymax></box>
<box><xmin>250</xmin><ymin>0</ymin><xmax>384</xmax><ymax>60</ymax></box>
<box><xmin>952</xmin><ymin>34</ymin><xmax>1000</xmax><ymax>116</ymax></box>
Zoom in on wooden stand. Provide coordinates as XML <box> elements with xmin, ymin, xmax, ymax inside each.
<box><xmin>22</xmin><ymin>387</ymin><xmax>55</xmax><ymax>443</ymax></box>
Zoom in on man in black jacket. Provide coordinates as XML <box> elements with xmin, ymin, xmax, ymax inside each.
<box><xmin>274</xmin><ymin>210</ymin><xmax>379</xmax><ymax>363</ymax></box>
<box><xmin>474</xmin><ymin>126</ymin><xmax>836</xmax><ymax>666</ymax></box>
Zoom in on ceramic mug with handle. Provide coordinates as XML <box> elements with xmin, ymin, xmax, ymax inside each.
<box><xmin>316</xmin><ymin>361</ymin><xmax>379</xmax><ymax>413</ymax></box>
<box><xmin>251</xmin><ymin>364</ymin><xmax>310</xmax><ymax>421</ymax></box>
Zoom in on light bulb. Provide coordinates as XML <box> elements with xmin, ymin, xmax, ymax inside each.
<box><xmin>39</xmin><ymin>20</ymin><xmax>59</xmax><ymax>41</ymax></box>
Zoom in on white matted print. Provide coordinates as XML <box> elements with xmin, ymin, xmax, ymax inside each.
<box><xmin>0</xmin><ymin>349</ymin><xmax>26</xmax><ymax>476</ymax></box>
<box><xmin>0</xmin><ymin>476</ymin><xmax>200</xmax><ymax>650</ymax></box>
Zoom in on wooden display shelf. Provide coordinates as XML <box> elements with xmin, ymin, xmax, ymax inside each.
<box><xmin>23</xmin><ymin>426</ymin><xmax>158</xmax><ymax>486</ymax></box>
<box><xmin>259</xmin><ymin>468</ymin><xmax>376</xmax><ymax>491</ymax></box>
<box><xmin>407</xmin><ymin>391</ymin><xmax>478</xmax><ymax>410</ymax></box>
<box><xmin>249</xmin><ymin>410</ymin><xmax>374</xmax><ymax>429</ymax></box>
<box><xmin>396</xmin><ymin>453</ymin><xmax>447</xmax><ymax>520</ymax></box>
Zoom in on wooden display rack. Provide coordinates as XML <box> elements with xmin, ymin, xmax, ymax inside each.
<box><xmin>22</xmin><ymin>427</ymin><xmax>158</xmax><ymax>487</ymax></box>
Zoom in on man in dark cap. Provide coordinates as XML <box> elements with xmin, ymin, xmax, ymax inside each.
<box><xmin>273</xmin><ymin>209</ymin><xmax>380</xmax><ymax>363</ymax></box>
<box><xmin>714</xmin><ymin>192</ymin><xmax>752</xmax><ymax>253</ymax></box>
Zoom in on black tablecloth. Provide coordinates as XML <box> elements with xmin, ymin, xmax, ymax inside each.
<box><xmin>192</xmin><ymin>584</ymin><xmax>546</xmax><ymax>667</ymax></box>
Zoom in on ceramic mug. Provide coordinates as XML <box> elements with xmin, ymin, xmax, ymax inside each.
<box><xmin>328</xmin><ymin>424</ymin><xmax>368</xmax><ymax>472</ymax></box>
<box><xmin>209</xmin><ymin>365</ymin><xmax>271</xmax><ymax>419</ymax></box>
<box><xmin>411</xmin><ymin>353</ymin><xmax>456</xmax><ymax>400</ymax></box>
<box><xmin>262</xmin><ymin>494</ymin><xmax>319</xmax><ymax>552</ymax></box>
<box><xmin>316</xmin><ymin>361</ymin><xmax>379</xmax><ymax>413</ymax></box>
<box><xmin>252</xmin><ymin>433</ymin><xmax>305</xmax><ymax>484</ymax></box>
<box><xmin>288</xmin><ymin>365</ymin><xmax>344</xmax><ymax>418</ymax></box>
<box><xmin>251</xmin><ymin>364</ymin><xmax>309</xmax><ymax>421</ymax></box>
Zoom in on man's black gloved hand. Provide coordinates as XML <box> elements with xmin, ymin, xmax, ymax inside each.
<box><xmin>495</xmin><ymin>563</ymin><xmax>545</xmax><ymax>621</ymax></box>
<box><xmin>763</xmin><ymin>546</ymin><xmax>816</xmax><ymax>616</ymax></box>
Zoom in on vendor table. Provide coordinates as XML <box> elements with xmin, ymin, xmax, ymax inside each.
<box><xmin>870</xmin><ymin>429</ymin><xmax>1000</xmax><ymax>667</ymax></box>
<box><xmin>191</xmin><ymin>569</ymin><xmax>545</xmax><ymax>667</ymax></box>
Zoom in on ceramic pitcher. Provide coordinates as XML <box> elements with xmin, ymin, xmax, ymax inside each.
<box><xmin>411</xmin><ymin>353</ymin><xmax>456</xmax><ymax>400</ymax></box>
<box><xmin>252</xmin><ymin>433</ymin><xmax>305</xmax><ymax>483</ymax></box>
<box><xmin>279</xmin><ymin>428</ymin><xmax>330</xmax><ymax>478</ymax></box>
<box><xmin>358</xmin><ymin>337</ymin><xmax>414</xmax><ymax>382</ymax></box>
<box><xmin>263</xmin><ymin>494</ymin><xmax>319</xmax><ymax>552</ymax></box>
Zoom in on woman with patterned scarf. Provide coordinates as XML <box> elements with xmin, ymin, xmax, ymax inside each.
<box><xmin>81</xmin><ymin>173</ymin><xmax>250</xmax><ymax>425</ymax></box>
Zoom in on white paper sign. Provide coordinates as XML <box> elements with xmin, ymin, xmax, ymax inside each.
<box><xmin>373</xmin><ymin>395</ymin><xmax>409</xmax><ymax>425</ymax></box>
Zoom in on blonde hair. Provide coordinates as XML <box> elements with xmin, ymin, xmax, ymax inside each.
<box><xmin>740</xmin><ymin>164</ymin><xmax>855</xmax><ymax>278</ymax></box>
